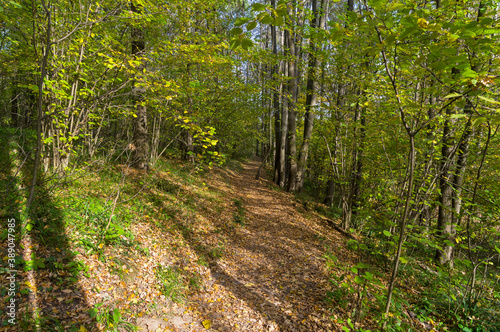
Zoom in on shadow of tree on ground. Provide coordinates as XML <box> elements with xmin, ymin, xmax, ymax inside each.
<box><xmin>0</xmin><ymin>127</ymin><xmax>96</xmax><ymax>331</ymax></box>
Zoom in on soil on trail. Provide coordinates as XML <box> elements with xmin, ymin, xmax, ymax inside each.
<box><xmin>188</xmin><ymin>160</ymin><xmax>348</xmax><ymax>332</ymax></box>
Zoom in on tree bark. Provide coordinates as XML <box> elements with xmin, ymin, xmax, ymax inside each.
<box><xmin>271</xmin><ymin>0</ymin><xmax>282</xmax><ymax>184</ymax></box>
<box><xmin>296</xmin><ymin>0</ymin><xmax>328</xmax><ymax>192</ymax></box>
<box><xmin>286</xmin><ymin>1</ymin><xmax>298</xmax><ymax>192</ymax></box>
<box><xmin>323</xmin><ymin>179</ymin><xmax>335</xmax><ymax>206</ymax></box>
<box><xmin>131</xmin><ymin>1</ymin><xmax>148</xmax><ymax>170</ymax></box>
<box><xmin>28</xmin><ymin>0</ymin><xmax>51</xmax><ymax>209</ymax></box>
<box><xmin>279</xmin><ymin>30</ymin><xmax>289</xmax><ymax>188</ymax></box>
<box><xmin>436</xmin><ymin>110</ymin><xmax>455</xmax><ymax>266</ymax></box>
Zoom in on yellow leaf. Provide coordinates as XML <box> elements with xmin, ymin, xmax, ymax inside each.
<box><xmin>79</xmin><ymin>326</ymin><xmax>87</xmax><ymax>332</ymax></box>
<box><xmin>417</xmin><ymin>18</ymin><xmax>428</xmax><ymax>29</ymax></box>
<box><xmin>202</xmin><ymin>320</ymin><xmax>212</xmax><ymax>329</ymax></box>
<box><xmin>98</xmin><ymin>243</ymin><xmax>104</xmax><ymax>249</ymax></box>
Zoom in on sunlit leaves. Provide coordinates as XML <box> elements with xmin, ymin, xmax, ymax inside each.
<box><xmin>251</xmin><ymin>3</ymin><xmax>267</xmax><ymax>12</ymax></box>
<box><xmin>478</xmin><ymin>95</ymin><xmax>499</xmax><ymax>104</ymax></box>
<box><xmin>234</xmin><ymin>17</ymin><xmax>251</xmax><ymax>26</ymax></box>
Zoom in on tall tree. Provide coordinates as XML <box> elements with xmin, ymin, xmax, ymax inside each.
<box><xmin>286</xmin><ymin>0</ymin><xmax>298</xmax><ymax>192</ymax></box>
<box><xmin>296</xmin><ymin>0</ymin><xmax>328</xmax><ymax>192</ymax></box>
<box><xmin>131</xmin><ymin>1</ymin><xmax>149</xmax><ymax>170</ymax></box>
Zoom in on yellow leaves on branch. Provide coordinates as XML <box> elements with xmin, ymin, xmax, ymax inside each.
<box><xmin>417</xmin><ymin>18</ymin><xmax>428</xmax><ymax>29</ymax></box>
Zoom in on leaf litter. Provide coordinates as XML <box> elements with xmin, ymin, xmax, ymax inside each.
<box><xmin>1</xmin><ymin>160</ymin><xmax>358</xmax><ymax>331</ymax></box>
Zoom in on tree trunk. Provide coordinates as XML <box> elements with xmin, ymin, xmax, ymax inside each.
<box><xmin>271</xmin><ymin>0</ymin><xmax>281</xmax><ymax>184</ymax></box>
<box><xmin>323</xmin><ymin>179</ymin><xmax>335</xmax><ymax>206</ymax></box>
<box><xmin>28</xmin><ymin>0</ymin><xmax>51</xmax><ymax>209</ymax></box>
<box><xmin>349</xmin><ymin>106</ymin><xmax>365</xmax><ymax>222</ymax></box>
<box><xmin>452</xmin><ymin>117</ymin><xmax>472</xmax><ymax>227</ymax></box>
<box><xmin>279</xmin><ymin>30</ymin><xmax>289</xmax><ymax>188</ymax></box>
<box><xmin>131</xmin><ymin>1</ymin><xmax>148</xmax><ymax>170</ymax></box>
<box><xmin>436</xmin><ymin>111</ymin><xmax>455</xmax><ymax>266</ymax></box>
<box><xmin>286</xmin><ymin>1</ymin><xmax>298</xmax><ymax>192</ymax></box>
<box><xmin>384</xmin><ymin>133</ymin><xmax>416</xmax><ymax>322</ymax></box>
<box><xmin>296</xmin><ymin>0</ymin><xmax>328</xmax><ymax>192</ymax></box>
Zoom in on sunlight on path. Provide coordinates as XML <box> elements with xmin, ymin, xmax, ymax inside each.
<box><xmin>192</xmin><ymin>160</ymin><xmax>345</xmax><ymax>332</ymax></box>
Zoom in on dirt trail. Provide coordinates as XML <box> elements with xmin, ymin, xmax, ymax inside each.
<box><xmin>190</xmin><ymin>160</ymin><xmax>347</xmax><ymax>332</ymax></box>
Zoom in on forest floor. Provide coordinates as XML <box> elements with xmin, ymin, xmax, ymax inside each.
<box><xmin>1</xmin><ymin>145</ymin><xmax>374</xmax><ymax>332</ymax></box>
<box><xmin>180</xmin><ymin>160</ymin><xmax>352</xmax><ymax>332</ymax></box>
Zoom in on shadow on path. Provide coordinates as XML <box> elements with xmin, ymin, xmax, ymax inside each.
<box><xmin>164</xmin><ymin>160</ymin><xmax>341</xmax><ymax>331</ymax></box>
<box><xmin>0</xmin><ymin>128</ymin><xmax>96</xmax><ymax>331</ymax></box>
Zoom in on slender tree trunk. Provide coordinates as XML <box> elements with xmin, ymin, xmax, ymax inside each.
<box><xmin>131</xmin><ymin>1</ymin><xmax>148</xmax><ymax>170</ymax></box>
<box><xmin>28</xmin><ymin>0</ymin><xmax>50</xmax><ymax>209</ymax></box>
<box><xmin>279</xmin><ymin>30</ymin><xmax>289</xmax><ymax>188</ymax></box>
<box><xmin>452</xmin><ymin>118</ymin><xmax>473</xmax><ymax>227</ymax></box>
<box><xmin>350</xmin><ymin>108</ymin><xmax>365</xmax><ymax>219</ymax></box>
<box><xmin>323</xmin><ymin>179</ymin><xmax>335</xmax><ymax>206</ymax></box>
<box><xmin>436</xmin><ymin>110</ymin><xmax>455</xmax><ymax>266</ymax></box>
<box><xmin>11</xmin><ymin>85</ymin><xmax>19</xmax><ymax>128</ymax></box>
<box><xmin>296</xmin><ymin>0</ymin><xmax>328</xmax><ymax>191</ymax></box>
<box><xmin>286</xmin><ymin>1</ymin><xmax>298</xmax><ymax>192</ymax></box>
<box><xmin>271</xmin><ymin>0</ymin><xmax>281</xmax><ymax>184</ymax></box>
<box><xmin>434</xmin><ymin>0</ymin><xmax>483</xmax><ymax>268</ymax></box>
<box><xmin>384</xmin><ymin>133</ymin><xmax>416</xmax><ymax>323</ymax></box>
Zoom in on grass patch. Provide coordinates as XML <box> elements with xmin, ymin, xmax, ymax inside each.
<box><xmin>155</xmin><ymin>265</ymin><xmax>187</xmax><ymax>303</ymax></box>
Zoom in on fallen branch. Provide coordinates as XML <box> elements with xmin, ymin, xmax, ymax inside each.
<box><xmin>417</xmin><ymin>262</ymin><xmax>438</xmax><ymax>276</ymax></box>
<box><xmin>315</xmin><ymin>214</ymin><xmax>356</xmax><ymax>239</ymax></box>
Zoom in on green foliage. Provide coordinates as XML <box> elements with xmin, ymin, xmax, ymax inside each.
<box><xmin>89</xmin><ymin>303</ymin><xmax>137</xmax><ymax>332</ymax></box>
<box><xmin>155</xmin><ymin>265</ymin><xmax>187</xmax><ymax>303</ymax></box>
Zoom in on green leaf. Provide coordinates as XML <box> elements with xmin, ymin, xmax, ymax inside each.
<box><xmin>9</xmin><ymin>1</ymin><xmax>23</xmax><ymax>8</ymax></box>
<box><xmin>450</xmin><ymin>114</ymin><xmax>467</xmax><ymax>119</ymax></box>
<box><xmin>112</xmin><ymin>309</ymin><xmax>121</xmax><ymax>323</ymax></box>
<box><xmin>276</xmin><ymin>5</ymin><xmax>287</xmax><ymax>16</ymax></box>
<box><xmin>252</xmin><ymin>3</ymin><xmax>266</xmax><ymax>11</ymax></box>
<box><xmin>460</xmin><ymin>68</ymin><xmax>477</xmax><ymax>79</ymax></box>
<box><xmin>472</xmin><ymin>117</ymin><xmax>487</xmax><ymax>127</ymax></box>
<box><xmin>274</xmin><ymin>16</ymin><xmax>284</xmax><ymax>26</ymax></box>
<box><xmin>229</xmin><ymin>38</ymin><xmax>240</xmax><ymax>50</ymax></box>
<box><xmin>387</xmin><ymin>3</ymin><xmax>406</xmax><ymax>11</ymax></box>
<box><xmin>89</xmin><ymin>308</ymin><xmax>98</xmax><ymax>319</ymax></box>
<box><xmin>234</xmin><ymin>17</ymin><xmax>250</xmax><ymax>26</ymax></box>
<box><xmin>444</xmin><ymin>240</ymin><xmax>455</xmax><ymax>247</ymax></box>
<box><xmin>230</xmin><ymin>27</ymin><xmax>243</xmax><ymax>35</ymax></box>
<box><xmin>443</xmin><ymin>93</ymin><xmax>462</xmax><ymax>99</ymax></box>
<box><xmin>478</xmin><ymin>95</ymin><xmax>500</xmax><ymax>104</ymax></box>
<box><xmin>354</xmin><ymin>276</ymin><xmax>364</xmax><ymax>284</ymax></box>
<box><xmin>260</xmin><ymin>14</ymin><xmax>273</xmax><ymax>25</ymax></box>
<box><xmin>247</xmin><ymin>21</ymin><xmax>257</xmax><ymax>31</ymax></box>
<box><xmin>363</xmin><ymin>272</ymin><xmax>374</xmax><ymax>280</ymax></box>
<box><xmin>241</xmin><ymin>38</ymin><xmax>254</xmax><ymax>50</ymax></box>
<box><xmin>399</xmin><ymin>256</ymin><xmax>408</xmax><ymax>264</ymax></box>
<box><xmin>383</xmin><ymin>230</ymin><xmax>392</xmax><ymax>237</ymax></box>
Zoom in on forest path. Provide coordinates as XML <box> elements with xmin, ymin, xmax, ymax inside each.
<box><xmin>189</xmin><ymin>160</ymin><xmax>349</xmax><ymax>332</ymax></box>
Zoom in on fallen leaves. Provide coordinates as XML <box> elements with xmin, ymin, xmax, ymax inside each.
<box><xmin>202</xmin><ymin>319</ymin><xmax>212</xmax><ymax>329</ymax></box>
